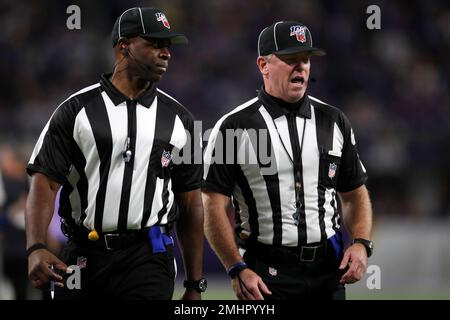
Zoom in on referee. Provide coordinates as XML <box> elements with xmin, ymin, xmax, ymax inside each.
<box><xmin>25</xmin><ymin>7</ymin><xmax>205</xmax><ymax>300</ymax></box>
<box><xmin>203</xmin><ymin>21</ymin><xmax>373</xmax><ymax>300</ymax></box>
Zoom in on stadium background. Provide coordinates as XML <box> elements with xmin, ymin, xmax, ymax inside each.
<box><xmin>0</xmin><ymin>0</ymin><xmax>449</xmax><ymax>299</ymax></box>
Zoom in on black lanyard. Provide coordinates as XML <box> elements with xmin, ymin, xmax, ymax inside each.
<box><xmin>269</xmin><ymin>114</ymin><xmax>306</xmax><ymax>225</ymax></box>
<box><xmin>270</xmin><ymin>115</ymin><xmax>306</xmax><ymax>170</ymax></box>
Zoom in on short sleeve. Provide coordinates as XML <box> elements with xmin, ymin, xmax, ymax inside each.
<box><xmin>171</xmin><ymin>115</ymin><xmax>203</xmax><ymax>193</ymax></box>
<box><xmin>336</xmin><ymin>113</ymin><xmax>368</xmax><ymax>192</ymax></box>
<box><xmin>27</xmin><ymin>100</ymin><xmax>77</xmax><ymax>185</ymax></box>
<box><xmin>203</xmin><ymin>120</ymin><xmax>237</xmax><ymax>197</ymax></box>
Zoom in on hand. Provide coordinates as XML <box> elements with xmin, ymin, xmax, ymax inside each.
<box><xmin>181</xmin><ymin>289</ymin><xmax>201</xmax><ymax>300</ymax></box>
<box><xmin>339</xmin><ymin>243</ymin><xmax>368</xmax><ymax>284</ymax></box>
<box><xmin>231</xmin><ymin>268</ymin><xmax>272</xmax><ymax>300</ymax></box>
<box><xmin>28</xmin><ymin>248</ymin><xmax>68</xmax><ymax>289</ymax></box>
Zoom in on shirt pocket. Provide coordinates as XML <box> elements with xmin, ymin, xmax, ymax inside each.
<box><xmin>319</xmin><ymin>150</ymin><xmax>342</xmax><ymax>189</ymax></box>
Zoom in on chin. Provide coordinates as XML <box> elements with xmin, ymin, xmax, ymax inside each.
<box><xmin>287</xmin><ymin>92</ymin><xmax>305</xmax><ymax>102</ymax></box>
<box><xmin>145</xmin><ymin>74</ymin><xmax>163</xmax><ymax>82</ymax></box>
<box><xmin>296</xmin><ymin>88</ymin><xmax>307</xmax><ymax>98</ymax></box>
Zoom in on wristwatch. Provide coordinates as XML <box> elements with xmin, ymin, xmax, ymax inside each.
<box><xmin>183</xmin><ymin>278</ymin><xmax>207</xmax><ymax>293</ymax></box>
<box><xmin>353</xmin><ymin>238</ymin><xmax>374</xmax><ymax>257</ymax></box>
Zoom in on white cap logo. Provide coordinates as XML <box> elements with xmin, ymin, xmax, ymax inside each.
<box><xmin>290</xmin><ymin>25</ymin><xmax>307</xmax><ymax>43</ymax></box>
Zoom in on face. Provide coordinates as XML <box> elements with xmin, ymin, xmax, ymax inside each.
<box><xmin>122</xmin><ymin>37</ymin><xmax>171</xmax><ymax>82</ymax></box>
<box><xmin>258</xmin><ymin>52</ymin><xmax>311</xmax><ymax>103</ymax></box>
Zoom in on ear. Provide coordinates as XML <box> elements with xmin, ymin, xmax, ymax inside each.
<box><xmin>257</xmin><ymin>56</ymin><xmax>269</xmax><ymax>77</ymax></box>
<box><xmin>118</xmin><ymin>38</ymin><xmax>129</xmax><ymax>55</ymax></box>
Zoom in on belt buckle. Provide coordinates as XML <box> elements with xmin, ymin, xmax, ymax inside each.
<box><xmin>104</xmin><ymin>233</ymin><xmax>120</xmax><ymax>250</ymax></box>
<box><xmin>299</xmin><ymin>245</ymin><xmax>321</xmax><ymax>262</ymax></box>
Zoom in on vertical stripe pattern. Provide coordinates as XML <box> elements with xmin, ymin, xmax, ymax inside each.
<box><xmin>204</xmin><ymin>93</ymin><xmax>367</xmax><ymax>246</ymax></box>
<box><xmin>28</xmin><ymin>78</ymin><xmax>199</xmax><ymax>233</ymax></box>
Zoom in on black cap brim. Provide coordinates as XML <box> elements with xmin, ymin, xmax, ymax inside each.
<box><xmin>140</xmin><ymin>32</ymin><xmax>188</xmax><ymax>45</ymax></box>
<box><xmin>275</xmin><ymin>46</ymin><xmax>326</xmax><ymax>56</ymax></box>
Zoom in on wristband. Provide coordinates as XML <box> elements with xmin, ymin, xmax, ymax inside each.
<box><xmin>227</xmin><ymin>261</ymin><xmax>248</xmax><ymax>278</ymax></box>
<box><xmin>26</xmin><ymin>243</ymin><xmax>47</xmax><ymax>257</ymax></box>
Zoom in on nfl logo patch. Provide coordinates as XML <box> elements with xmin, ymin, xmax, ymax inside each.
<box><xmin>328</xmin><ymin>163</ymin><xmax>337</xmax><ymax>179</ymax></box>
<box><xmin>161</xmin><ymin>150</ymin><xmax>172</xmax><ymax>167</ymax></box>
<box><xmin>77</xmin><ymin>256</ymin><xmax>87</xmax><ymax>269</ymax></box>
<box><xmin>290</xmin><ymin>25</ymin><xmax>307</xmax><ymax>43</ymax></box>
<box><xmin>155</xmin><ymin>12</ymin><xmax>170</xmax><ymax>29</ymax></box>
<box><xmin>268</xmin><ymin>267</ymin><xmax>277</xmax><ymax>276</ymax></box>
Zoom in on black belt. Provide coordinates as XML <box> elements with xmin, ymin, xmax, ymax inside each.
<box><xmin>245</xmin><ymin>240</ymin><xmax>328</xmax><ymax>264</ymax></box>
<box><xmin>73</xmin><ymin>228</ymin><xmax>150</xmax><ymax>251</ymax></box>
<box><xmin>69</xmin><ymin>227</ymin><xmax>169</xmax><ymax>252</ymax></box>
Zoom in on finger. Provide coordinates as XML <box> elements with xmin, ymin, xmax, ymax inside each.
<box><xmin>248</xmin><ymin>283</ymin><xmax>265</xmax><ymax>300</ymax></box>
<box><xmin>240</xmin><ymin>283</ymin><xmax>256</xmax><ymax>300</ymax></box>
<box><xmin>348</xmin><ymin>259</ymin><xmax>359</xmax><ymax>274</ymax></box>
<box><xmin>341</xmin><ymin>268</ymin><xmax>359</xmax><ymax>284</ymax></box>
<box><xmin>34</xmin><ymin>269</ymin><xmax>51</xmax><ymax>286</ymax></box>
<box><xmin>339</xmin><ymin>251</ymin><xmax>350</xmax><ymax>269</ymax></box>
<box><xmin>258</xmin><ymin>279</ymin><xmax>272</xmax><ymax>295</ymax></box>
<box><xmin>340</xmin><ymin>271</ymin><xmax>349</xmax><ymax>284</ymax></box>
<box><xmin>41</xmin><ymin>263</ymin><xmax>63</xmax><ymax>281</ymax></box>
<box><xmin>55</xmin><ymin>282</ymin><xmax>65</xmax><ymax>288</ymax></box>
<box><xmin>340</xmin><ymin>268</ymin><xmax>354</xmax><ymax>284</ymax></box>
<box><xmin>54</xmin><ymin>261</ymin><xmax>69</xmax><ymax>273</ymax></box>
<box><xmin>238</xmin><ymin>276</ymin><xmax>256</xmax><ymax>300</ymax></box>
<box><xmin>31</xmin><ymin>278</ymin><xmax>43</xmax><ymax>289</ymax></box>
<box><xmin>354</xmin><ymin>264</ymin><xmax>365</xmax><ymax>281</ymax></box>
<box><xmin>232</xmin><ymin>279</ymin><xmax>246</xmax><ymax>300</ymax></box>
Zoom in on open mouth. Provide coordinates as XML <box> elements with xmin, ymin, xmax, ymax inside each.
<box><xmin>290</xmin><ymin>76</ymin><xmax>305</xmax><ymax>84</ymax></box>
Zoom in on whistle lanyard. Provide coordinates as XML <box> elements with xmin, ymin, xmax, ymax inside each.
<box><xmin>269</xmin><ymin>114</ymin><xmax>306</xmax><ymax>224</ymax></box>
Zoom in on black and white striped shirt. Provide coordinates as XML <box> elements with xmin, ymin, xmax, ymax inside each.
<box><xmin>203</xmin><ymin>88</ymin><xmax>367</xmax><ymax>246</ymax></box>
<box><xmin>27</xmin><ymin>74</ymin><xmax>202</xmax><ymax>233</ymax></box>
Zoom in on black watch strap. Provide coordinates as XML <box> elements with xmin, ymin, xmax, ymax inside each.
<box><xmin>183</xmin><ymin>278</ymin><xmax>207</xmax><ymax>293</ymax></box>
<box><xmin>353</xmin><ymin>238</ymin><xmax>373</xmax><ymax>257</ymax></box>
<box><xmin>26</xmin><ymin>243</ymin><xmax>47</xmax><ymax>257</ymax></box>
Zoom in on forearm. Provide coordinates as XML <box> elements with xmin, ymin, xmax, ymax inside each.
<box><xmin>203</xmin><ymin>194</ymin><xmax>242</xmax><ymax>270</ymax></box>
<box><xmin>340</xmin><ymin>185</ymin><xmax>372</xmax><ymax>239</ymax></box>
<box><xmin>25</xmin><ymin>173</ymin><xmax>59</xmax><ymax>248</ymax></box>
<box><xmin>175</xmin><ymin>189</ymin><xmax>204</xmax><ymax>281</ymax></box>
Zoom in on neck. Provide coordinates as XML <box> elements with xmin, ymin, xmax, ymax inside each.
<box><xmin>263</xmin><ymin>85</ymin><xmax>305</xmax><ymax>105</ymax></box>
<box><xmin>111</xmin><ymin>68</ymin><xmax>151</xmax><ymax>100</ymax></box>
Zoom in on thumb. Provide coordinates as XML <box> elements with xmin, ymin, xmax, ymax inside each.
<box><xmin>339</xmin><ymin>251</ymin><xmax>350</xmax><ymax>269</ymax></box>
<box><xmin>258</xmin><ymin>278</ymin><xmax>272</xmax><ymax>295</ymax></box>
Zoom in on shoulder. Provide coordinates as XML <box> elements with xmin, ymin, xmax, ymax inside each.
<box><xmin>216</xmin><ymin>96</ymin><xmax>261</xmax><ymax>130</ymax></box>
<box><xmin>52</xmin><ymin>83</ymin><xmax>102</xmax><ymax>123</ymax></box>
<box><xmin>308</xmin><ymin>95</ymin><xmax>352</xmax><ymax>130</ymax></box>
<box><xmin>156</xmin><ymin>88</ymin><xmax>194</xmax><ymax>123</ymax></box>
<box><xmin>308</xmin><ymin>95</ymin><xmax>342</xmax><ymax>119</ymax></box>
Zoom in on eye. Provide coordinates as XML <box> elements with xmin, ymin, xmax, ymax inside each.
<box><xmin>151</xmin><ymin>39</ymin><xmax>171</xmax><ymax>49</ymax></box>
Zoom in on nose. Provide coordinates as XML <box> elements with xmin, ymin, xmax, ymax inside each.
<box><xmin>294</xmin><ymin>60</ymin><xmax>307</xmax><ymax>72</ymax></box>
<box><xmin>159</xmin><ymin>47</ymin><xmax>171</xmax><ymax>60</ymax></box>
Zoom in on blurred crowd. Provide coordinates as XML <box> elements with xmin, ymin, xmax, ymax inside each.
<box><xmin>0</xmin><ymin>0</ymin><xmax>449</xmax><ymax>299</ymax></box>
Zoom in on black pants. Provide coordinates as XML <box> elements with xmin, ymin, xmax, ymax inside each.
<box><xmin>54</xmin><ymin>240</ymin><xmax>176</xmax><ymax>300</ymax></box>
<box><xmin>243</xmin><ymin>241</ymin><xmax>346</xmax><ymax>300</ymax></box>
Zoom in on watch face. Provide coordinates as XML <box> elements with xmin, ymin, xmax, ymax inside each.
<box><xmin>198</xmin><ymin>279</ymin><xmax>207</xmax><ymax>291</ymax></box>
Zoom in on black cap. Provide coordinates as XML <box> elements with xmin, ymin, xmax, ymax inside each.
<box><xmin>258</xmin><ymin>21</ymin><xmax>325</xmax><ymax>56</ymax></box>
<box><xmin>111</xmin><ymin>7</ymin><xmax>188</xmax><ymax>47</ymax></box>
